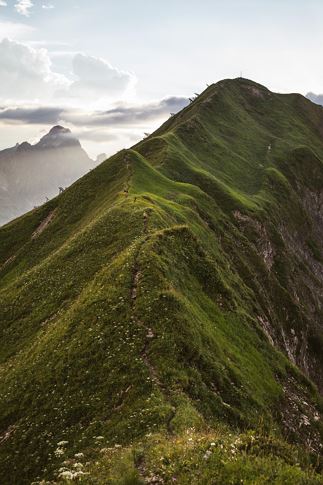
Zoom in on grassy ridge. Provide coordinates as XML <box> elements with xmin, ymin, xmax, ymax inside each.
<box><xmin>0</xmin><ymin>78</ymin><xmax>323</xmax><ymax>483</ymax></box>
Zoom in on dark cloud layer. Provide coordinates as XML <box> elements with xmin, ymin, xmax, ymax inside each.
<box><xmin>0</xmin><ymin>96</ymin><xmax>189</xmax><ymax>127</ymax></box>
<box><xmin>69</xmin><ymin>96</ymin><xmax>189</xmax><ymax>127</ymax></box>
<box><xmin>104</xmin><ymin>96</ymin><xmax>188</xmax><ymax>123</ymax></box>
<box><xmin>0</xmin><ymin>106</ymin><xmax>64</xmax><ymax>124</ymax></box>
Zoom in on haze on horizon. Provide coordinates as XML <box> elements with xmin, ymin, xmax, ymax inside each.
<box><xmin>0</xmin><ymin>0</ymin><xmax>323</xmax><ymax>158</ymax></box>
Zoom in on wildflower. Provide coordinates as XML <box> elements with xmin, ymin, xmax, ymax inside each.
<box><xmin>203</xmin><ymin>450</ymin><xmax>212</xmax><ymax>460</ymax></box>
<box><xmin>54</xmin><ymin>448</ymin><xmax>65</xmax><ymax>457</ymax></box>
<box><xmin>74</xmin><ymin>453</ymin><xmax>84</xmax><ymax>459</ymax></box>
<box><xmin>58</xmin><ymin>471</ymin><xmax>74</xmax><ymax>480</ymax></box>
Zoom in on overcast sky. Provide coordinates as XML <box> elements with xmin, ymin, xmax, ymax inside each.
<box><xmin>0</xmin><ymin>0</ymin><xmax>323</xmax><ymax>157</ymax></box>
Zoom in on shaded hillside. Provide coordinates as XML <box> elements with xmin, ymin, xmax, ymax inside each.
<box><xmin>0</xmin><ymin>78</ymin><xmax>323</xmax><ymax>483</ymax></box>
<box><xmin>0</xmin><ymin>126</ymin><xmax>94</xmax><ymax>226</ymax></box>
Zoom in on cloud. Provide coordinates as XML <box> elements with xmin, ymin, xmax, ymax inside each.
<box><xmin>306</xmin><ymin>92</ymin><xmax>323</xmax><ymax>106</ymax></box>
<box><xmin>0</xmin><ymin>36</ymin><xmax>188</xmax><ymax>156</ymax></box>
<box><xmin>0</xmin><ymin>1</ymin><xmax>7</xmax><ymax>6</ymax></box>
<box><xmin>72</xmin><ymin>129</ymin><xmax>119</xmax><ymax>143</ymax></box>
<box><xmin>74</xmin><ymin>96</ymin><xmax>189</xmax><ymax>127</ymax></box>
<box><xmin>61</xmin><ymin>53</ymin><xmax>136</xmax><ymax>101</ymax></box>
<box><xmin>15</xmin><ymin>0</ymin><xmax>34</xmax><ymax>16</ymax></box>
<box><xmin>0</xmin><ymin>97</ymin><xmax>189</xmax><ymax>128</ymax></box>
<box><xmin>0</xmin><ymin>97</ymin><xmax>189</xmax><ymax>157</ymax></box>
<box><xmin>42</xmin><ymin>3</ymin><xmax>54</xmax><ymax>9</ymax></box>
<box><xmin>0</xmin><ymin>38</ymin><xmax>69</xmax><ymax>101</ymax></box>
<box><xmin>0</xmin><ymin>96</ymin><xmax>189</xmax><ymax>156</ymax></box>
<box><xmin>0</xmin><ymin>38</ymin><xmax>136</xmax><ymax>105</ymax></box>
<box><xmin>0</xmin><ymin>106</ymin><xmax>64</xmax><ymax>124</ymax></box>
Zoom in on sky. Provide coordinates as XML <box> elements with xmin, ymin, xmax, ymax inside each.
<box><xmin>0</xmin><ymin>0</ymin><xmax>323</xmax><ymax>158</ymax></box>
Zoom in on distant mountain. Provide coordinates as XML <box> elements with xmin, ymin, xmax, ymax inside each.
<box><xmin>306</xmin><ymin>92</ymin><xmax>323</xmax><ymax>105</ymax></box>
<box><xmin>96</xmin><ymin>152</ymin><xmax>108</xmax><ymax>164</ymax></box>
<box><xmin>0</xmin><ymin>125</ymin><xmax>94</xmax><ymax>226</ymax></box>
<box><xmin>1</xmin><ymin>79</ymin><xmax>323</xmax><ymax>483</ymax></box>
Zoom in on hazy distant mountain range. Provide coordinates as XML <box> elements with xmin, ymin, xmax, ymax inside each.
<box><xmin>306</xmin><ymin>92</ymin><xmax>323</xmax><ymax>105</ymax></box>
<box><xmin>0</xmin><ymin>125</ymin><xmax>95</xmax><ymax>226</ymax></box>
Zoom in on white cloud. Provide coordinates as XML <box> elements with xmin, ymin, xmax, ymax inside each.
<box><xmin>0</xmin><ymin>1</ymin><xmax>7</xmax><ymax>7</ymax></box>
<box><xmin>64</xmin><ymin>53</ymin><xmax>136</xmax><ymax>102</ymax></box>
<box><xmin>0</xmin><ymin>38</ymin><xmax>69</xmax><ymax>102</ymax></box>
<box><xmin>15</xmin><ymin>0</ymin><xmax>34</xmax><ymax>17</ymax></box>
<box><xmin>42</xmin><ymin>3</ymin><xmax>54</xmax><ymax>9</ymax></box>
<box><xmin>0</xmin><ymin>38</ymin><xmax>138</xmax><ymax>106</ymax></box>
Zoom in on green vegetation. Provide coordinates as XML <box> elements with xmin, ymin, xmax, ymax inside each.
<box><xmin>66</xmin><ymin>428</ymin><xmax>323</xmax><ymax>484</ymax></box>
<box><xmin>0</xmin><ymin>78</ymin><xmax>323</xmax><ymax>483</ymax></box>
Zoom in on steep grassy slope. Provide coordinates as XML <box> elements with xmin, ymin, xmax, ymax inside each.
<box><xmin>0</xmin><ymin>78</ymin><xmax>323</xmax><ymax>483</ymax></box>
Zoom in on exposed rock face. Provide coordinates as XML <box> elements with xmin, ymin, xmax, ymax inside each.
<box><xmin>0</xmin><ymin>126</ymin><xmax>94</xmax><ymax>226</ymax></box>
<box><xmin>233</xmin><ymin>210</ymin><xmax>275</xmax><ymax>270</ymax></box>
<box><xmin>233</xmin><ymin>202</ymin><xmax>323</xmax><ymax>392</ymax></box>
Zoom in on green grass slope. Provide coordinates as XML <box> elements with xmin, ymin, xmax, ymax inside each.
<box><xmin>0</xmin><ymin>78</ymin><xmax>323</xmax><ymax>483</ymax></box>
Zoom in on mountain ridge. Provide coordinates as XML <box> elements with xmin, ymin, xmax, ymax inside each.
<box><xmin>0</xmin><ymin>78</ymin><xmax>323</xmax><ymax>483</ymax></box>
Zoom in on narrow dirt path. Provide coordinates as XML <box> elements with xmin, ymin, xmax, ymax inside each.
<box><xmin>123</xmin><ymin>153</ymin><xmax>133</xmax><ymax>197</ymax></box>
<box><xmin>129</xmin><ymin>209</ymin><xmax>177</xmax><ymax>443</ymax></box>
<box><xmin>0</xmin><ymin>209</ymin><xmax>57</xmax><ymax>274</ymax></box>
<box><xmin>123</xmin><ymin>155</ymin><xmax>176</xmax><ymax>441</ymax></box>
<box><xmin>32</xmin><ymin>209</ymin><xmax>57</xmax><ymax>239</ymax></box>
<box><xmin>0</xmin><ymin>425</ymin><xmax>17</xmax><ymax>445</ymax></box>
<box><xmin>130</xmin><ymin>210</ymin><xmax>163</xmax><ymax>386</ymax></box>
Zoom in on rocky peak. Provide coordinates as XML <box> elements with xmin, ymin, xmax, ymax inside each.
<box><xmin>48</xmin><ymin>125</ymin><xmax>71</xmax><ymax>136</ymax></box>
<box><xmin>36</xmin><ymin>125</ymin><xmax>80</xmax><ymax>150</ymax></box>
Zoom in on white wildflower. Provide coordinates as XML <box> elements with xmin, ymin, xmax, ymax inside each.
<box><xmin>58</xmin><ymin>471</ymin><xmax>74</xmax><ymax>480</ymax></box>
<box><xmin>54</xmin><ymin>448</ymin><xmax>65</xmax><ymax>457</ymax></box>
